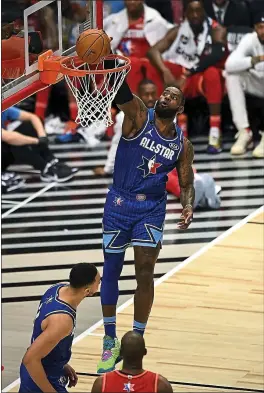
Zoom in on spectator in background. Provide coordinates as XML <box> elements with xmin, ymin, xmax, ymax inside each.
<box><xmin>2</xmin><ymin>107</ymin><xmax>78</xmax><ymax>182</ymax></box>
<box><xmin>225</xmin><ymin>12</ymin><xmax>264</xmax><ymax>157</ymax></box>
<box><xmin>246</xmin><ymin>0</ymin><xmax>264</xmax><ymax>26</ymax></box>
<box><xmin>167</xmin><ymin>168</ymin><xmax>221</xmax><ymax>210</ymax></box>
<box><xmin>93</xmin><ymin>79</ymin><xmax>221</xmax><ymax>210</ymax></box>
<box><xmin>147</xmin><ymin>0</ymin><xmax>227</xmax><ymax>154</ymax></box>
<box><xmin>203</xmin><ymin>0</ymin><xmax>251</xmax><ymax>27</ymax></box>
<box><xmin>203</xmin><ymin>0</ymin><xmax>253</xmax><ymax>54</ymax></box>
<box><xmin>104</xmin><ymin>0</ymin><xmax>173</xmax><ymax>92</ymax></box>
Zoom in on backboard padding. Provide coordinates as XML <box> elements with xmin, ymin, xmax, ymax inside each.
<box><xmin>2</xmin><ymin>0</ymin><xmax>102</xmax><ymax>107</ymax></box>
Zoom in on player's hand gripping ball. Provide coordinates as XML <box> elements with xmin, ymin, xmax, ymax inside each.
<box><xmin>76</xmin><ymin>29</ymin><xmax>112</xmax><ymax>64</ymax></box>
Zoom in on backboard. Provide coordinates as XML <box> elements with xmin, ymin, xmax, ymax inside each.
<box><xmin>1</xmin><ymin>0</ymin><xmax>103</xmax><ymax>110</ymax></box>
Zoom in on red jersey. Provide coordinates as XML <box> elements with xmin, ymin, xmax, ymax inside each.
<box><xmin>118</xmin><ymin>16</ymin><xmax>150</xmax><ymax>58</ymax></box>
<box><xmin>102</xmin><ymin>370</ymin><xmax>158</xmax><ymax>393</ymax></box>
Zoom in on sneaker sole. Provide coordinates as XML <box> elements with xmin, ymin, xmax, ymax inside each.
<box><xmin>40</xmin><ymin>172</ymin><xmax>77</xmax><ymax>183</ymax></box>
<box><xmin>6</xmin><ymin>181</ymin><xmax>25</xmax><ymax>192</ymax></box>
<box><xmin>252</xmin><ymin>152</ymin><xmax>264</xmax><ymax>158</ymax></box>
<box><xmin>115</xmin><ymin>355</ymin><xmax>123</xmax><ymax>364</ymax></box>
<box><xmin>97</xmin><ymin>366</ymin><xmax>116</xmax><ymax>374</ymax></box>
<box><xmin>97</xmin><ymin>356</ymin><xmax>122</xmax><ymax>374</ymax></box>
<box><xmin>231</xmin><ymin>141</ymin><xmax>254</xmax><ymax>155</ymax></box>
<box><xmin>207</xmin><ymin>147</ymin><xmax>222</xmax><ymax>154</ymax></box>
<box><xmin>97</xmin><ymin>354</ymin><xmax>122</xmax><ymax>374</ymax></box>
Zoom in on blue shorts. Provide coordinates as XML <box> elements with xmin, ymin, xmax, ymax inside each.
<box><xmin>19</xmin><ymin>363</ymin><xmax>68</xmax><ymax>393</ymax></box>
<box><xmin>103</xmin><ymin>187</ymin><xmax>167</xmax><ymax>253</ymax></box>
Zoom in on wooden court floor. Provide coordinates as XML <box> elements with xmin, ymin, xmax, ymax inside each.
<box><xmin>8</xmin><ymin>208</ymin><xmax>264</xmax><ymax>393</ymax></box>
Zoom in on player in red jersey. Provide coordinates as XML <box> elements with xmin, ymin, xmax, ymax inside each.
<box><xmin>92</xmin><ymin>331</ymin><xmax>172</xmax><ymax>393</ymax></box>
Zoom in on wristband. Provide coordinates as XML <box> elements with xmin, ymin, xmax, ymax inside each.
<box><xmin>38</xmin><ymin>136</ymin><xmax>49</xmax><ymax>146</ymax></box>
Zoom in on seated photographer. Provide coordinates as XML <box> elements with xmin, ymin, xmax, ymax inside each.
<box><xmin>2</xmin><ymin>106</ymin><xmax>78</xmax><ymax>182</ymax></box>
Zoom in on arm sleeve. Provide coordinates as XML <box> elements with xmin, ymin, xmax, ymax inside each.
<box><xmin>104</xmin><ymin>55</ymin><xmax>133</xmax><ymax>105</ymax></box>
<box><xmin>189</xmin><ymin>42</ymin><xmax>226</xmax><ymax>75</ymax></box>
<box><xmin>225</xmin><ymin>34</ymin><xmax>253</xmax><ymax>73</ymax></box>
<box><xmin>104</xmin><ymin>112</ymin><xmax>124</xmax><ymax>174</ymax></box>
<box><xmin>6</xmin><ymin>107</ymin><xmax>21</xmax><ymax>122</ymax></box>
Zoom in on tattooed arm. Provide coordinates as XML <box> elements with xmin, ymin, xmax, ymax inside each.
<box><xmin>118</xmin><ymin>95</ymin><xmax>148</xmax><ymax>138</ymax></box>
<box><xmin>176</xmin><ymin>138</ymin><xmax>195</xmax><ymax>230</ymax></box>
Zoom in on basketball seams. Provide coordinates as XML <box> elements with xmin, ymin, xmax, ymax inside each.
<box><xmin>76</xmin><ymin>29</ymin><xmax>104</xmax><ymax>44</ymax></box>
<box><xmin>77</xmin><ymin>32</ymin><xmax>101</xmax><ymax>47</ymax></box>
<box><xmin>76</xmin><ymin>30</ymin><xmax>110</xmax><ymax>64</ymax></box>
<box><xmin>78</xmin><ymin>34</ymin><xmax>102</xmax><ymax>57</ymax></box>
<box><xmin>91</xmin><ymin>34</ymin><xmax>107</xmax><ymax>64</ymax></box>
<box><xmin>101</xmin><ymin>33</ymin><xmax>110</xmax><ymax>57</ymax></box>
<box><xmin>82</xmin><ymin>35</ymin><xmax>104</xmax><ymax>62</ymax></box>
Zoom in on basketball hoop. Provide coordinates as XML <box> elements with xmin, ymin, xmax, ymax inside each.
<box><xmin>2</xmin><ymin>48</ymin><xmax>131</xmax><ymax>127</ymax></box>
<box><xmin>36</xmin><ymin>51</ymin><xmax>131</xmax><ymax>128</ymax></box>
<box><xmin>60</xmin><ymin>54</ymin><xmax>131</xmax><ymax>128</ymax></box>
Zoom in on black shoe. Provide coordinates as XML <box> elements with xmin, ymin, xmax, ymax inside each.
<box><xmin>40</xmin><ymin>159</ymin><xmax>78</xmax><ymax>183</ymax></box>
<box><xmin>2</xmin><ymin>172</ymin><xmax>25</xmax><ymax>193</ymax></box>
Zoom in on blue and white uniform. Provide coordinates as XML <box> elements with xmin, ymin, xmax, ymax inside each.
<box><xmin>103</xmin><ymin>108</ymin><xmax>183</xmax><ymax>252</ymax></box>
<box><xmin>19</xmin><ymin>283</ymin><xmax>76</xmax><ymax>392</ymax></box>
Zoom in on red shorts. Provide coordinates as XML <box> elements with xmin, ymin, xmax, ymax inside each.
<box><xmin>126</xmin><ymin>57</ymin><xmax>225</xmax><ymax>104</ymax></box>
<box><xmin>148</xmin><ymin>61</ymin><xmax>225</xmax><ymax>104</ymax></box>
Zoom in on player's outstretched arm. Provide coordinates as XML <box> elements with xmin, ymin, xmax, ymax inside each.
<box><xmin>22</xmin><ymin>313</ymin><xmax>73</xmax><ymax>393</ymax></box>
<box><xmin>105</xmin><ymin>54</ymin><xmax>148</xmax><ymax>137</ymax></box>
<box><xmin>157</xmin><ymin>374</ymin><xmax>173</xmax><ymax>393</ymax></box>
<box><xmin>114</xmin><ymin>80</ymin><xmax>148</xmax><ymax>138</ymax></box>
<box><xmin>91</xmin><ymin>375</ymin><xmax>103</xmax><ymax>393</ymax></box>
<box><xmin>176</xmin><ymin>137</ymin><xmax>195</xmax><ymax>230</ymax></box>
<box><xmin>118</xmin><ymin>94</ymin><xmax>149</xmax><ymax>138</ymax></box>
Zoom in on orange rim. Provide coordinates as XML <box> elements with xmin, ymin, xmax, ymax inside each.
<box><xmin>59</xmin><ymin>54</ymin><xmax>131</xmax><ymax>77</ymax></box>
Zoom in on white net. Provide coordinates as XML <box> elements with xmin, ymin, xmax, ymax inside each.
<box><xmin>63</xmin><ymin>56</ymin><xmax>131</xmax><ymax>128</ymax></box>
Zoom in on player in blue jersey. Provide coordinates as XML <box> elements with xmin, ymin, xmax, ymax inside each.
<box><xmin>19</xmin><ymin>263</ymin><xmax>100</xmax><ymax>392</ymax></box>
<box><xmin>97</xmin><ymin>55</ymin><xmax>195</xmax><ymax>373</ymax></box>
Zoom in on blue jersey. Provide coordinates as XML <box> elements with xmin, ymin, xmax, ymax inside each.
<box><xmin>20</xmin><ymin>283</ymin><xmax>76</xmax><ymax>392</ymax></box>
<box><xmin>32</xmin><ymin>283</ymin><xmax>76</xmax><ymax>370</ymax></box>
<box><xmin>113</xmin><ymin>108</ymin><xmax>183</xmax><ymax>198</ymax></box>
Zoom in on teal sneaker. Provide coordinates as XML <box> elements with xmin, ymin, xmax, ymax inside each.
<box><xmin>97</xmin><ymin>335</ymin><xmax>121</xmax><ymax>373</ymax></box>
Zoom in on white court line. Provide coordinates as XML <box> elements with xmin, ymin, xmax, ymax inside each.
<box><xmin>2</xmin><ymin>201</ymin><xmax>20</xmax><ymax>205</ymax></box>
<box><xmin>88</xmin><ymin>333</ymin><xmax>104</xmax><ymax>337</ymax></box>
<box><xmin>3</xmin><ymin>205</ymin><xmax>263</xmax><ymax>392</ymax></box>
<box><xmin>1</xmin><ymin>183</ymin><xmax>56</xmax><ymax>219</ymax></box>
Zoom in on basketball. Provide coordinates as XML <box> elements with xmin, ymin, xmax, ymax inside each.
<box><xmin>76</xmin><ymin>29</ymin><xmax>111</xmax><ymax>64</ymax></box>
